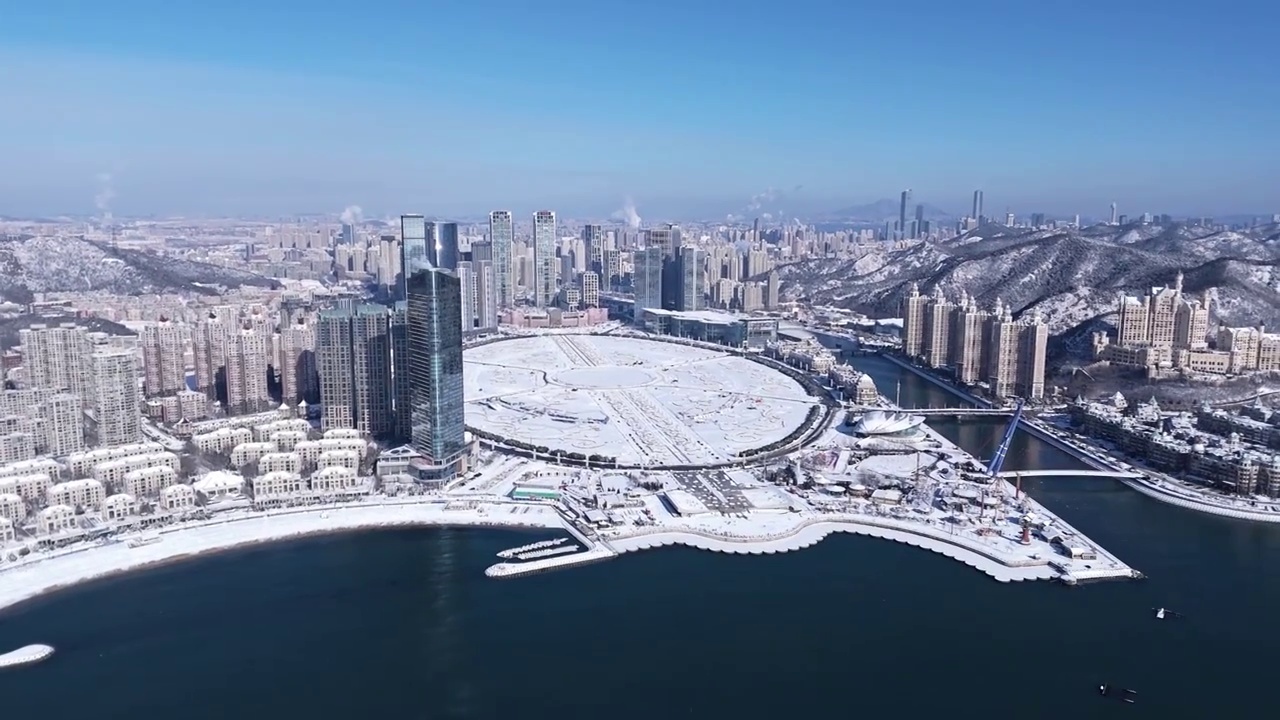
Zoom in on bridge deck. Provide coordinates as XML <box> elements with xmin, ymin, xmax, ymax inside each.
<box><xmin>996</xmin><ymin>469</ymin><xmax>1140</xmax><ymax>479</ymax></box>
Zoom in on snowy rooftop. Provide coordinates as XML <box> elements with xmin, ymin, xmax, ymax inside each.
<box><xmin>464</xmin><ymin>334</ymin><xmax>820</xmax><ymax>467</ymax></box>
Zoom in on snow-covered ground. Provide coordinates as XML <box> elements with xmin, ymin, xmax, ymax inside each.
<box><xmin>0</xmin><ymin>500</ymin><xmax>564</xmax><ymax>614</ymax></box>
<box><xmin>464</xmin><ymin>334</ymin><xmax>819</xmax><ymax>466</ymax></box>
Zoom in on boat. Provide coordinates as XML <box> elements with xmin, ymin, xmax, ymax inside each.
<box><xmin>1152</xmin><ymin>607</ymin><xmax>1184</xmax><ymax>620</ymax></box>
<box><xmin>1098</xmin><ymin>684</ymin><xmax>1137</xmax><ymax>703</ymax></box>
<box><xmin>0</xmin><ymin>644</ymin><xmax>55</xmax><ymax>670</ymax></box>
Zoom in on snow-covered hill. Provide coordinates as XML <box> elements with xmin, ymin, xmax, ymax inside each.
<box><xmin>0</xmin><ymin>236</ymin><xmax>279</xmax><ymax>303</ymax></box>
<box><xmin>778</xmin><ymin>222</ymin><xmax>1280</xmax><ymax>359</ymax></box>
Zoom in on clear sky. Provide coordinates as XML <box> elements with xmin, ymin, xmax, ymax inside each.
<box><xmin>1</xmin><ymin>0</ymin><xmax>1276</xmax><ymax>220</ymax></box>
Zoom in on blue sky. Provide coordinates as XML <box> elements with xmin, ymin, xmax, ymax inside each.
<box><xmin>1</xmin><ymin>0</ymin><xmax>1276</xmax><ymax>220</ymax></box>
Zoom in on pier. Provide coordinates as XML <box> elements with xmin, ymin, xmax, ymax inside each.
<box><xmin>486</xmin><ymin>547</ymin><xmax>616</xmax><ymax>578</ymax></box>
<box><xmin>0</xmin><ymin>644</ymin><xmax>54</xmax><ymax>670</ymax></box>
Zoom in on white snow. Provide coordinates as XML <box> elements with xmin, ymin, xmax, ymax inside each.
<box><xmin>464</xmin><ymin>334</ymin><xmax>819</xmax><ymax>466</ymax></box>
<box><xmin>0</xmin><ymin>644</ymin><xmax>54</xmax><ymax>668</ymax></box>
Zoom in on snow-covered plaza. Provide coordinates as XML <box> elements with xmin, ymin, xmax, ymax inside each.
<box><xmin>464</xmin><ymin>334</ymin><xmax>821</xmax><ymax>467</ymax></box>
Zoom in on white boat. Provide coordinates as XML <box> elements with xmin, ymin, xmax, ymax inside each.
<box><xmin>1155</xmin><ymin>608</ymin><xmax>1165</xmax><ymax>619</ymax></box>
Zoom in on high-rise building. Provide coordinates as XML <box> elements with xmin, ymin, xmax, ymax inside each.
<box><xmin>316</xmin><ymin>304</ymin><xmax>394</xmax><ymax>436</ymax></box>
<box><xmin>678</xmin><ymin>247</ymin><xmax>704</xmax><ymax>312</ymax></box>
<box><xmin>899</xmin><ymin>189</ymin><xmax>912</xmax><ymax>236</ymax></box>
<box><xmin>1109</xmin><ymin>202</ymin><xmax>1119</xmax><ymax>225</ymax></box>
<box><xmin>20</xmin><ymin>324</ymin><xmax>91</xmax><ymax>400</ymax></box>
<box><xmin>922</xmin><ymin>286</ymin><xmax>953</xmax><ymax>368</ymax></box>
<box><xmin>489</xmin><ymin>211</ymin><xmax>514</xmax><ymax>308</ymax></box>
<box><xmin>406</xmin><ymin>266</ymin><xmax>467</xmax><ymax>478</ymax></box>
<box><xmin>400</xmin><ymin>214</ymin><xmax>428</xmax><ymax>300</ymax></box>
<box><xmin>457</xmin><ymin>260</ymin><xmax>476</xmax><ymax>333</ymax></box>
<box><xmin>582</xmin><ymin>224</ymin><xmax>604</xmax><ymax>275</ymax></box>
<box><xmin>914</xmin><ymin>204</ymin><xmax>925</xmax><ymax>239</ymax></box>
<box><xmin>532</xmin><ymin>211</ymin><xmax>557</xmax><ymax>308</ymax></box>
<box><xmin>579</xmin><ymin>271</ymin><xmax>600</xmax><ymax>309</ymax></box>
<box><xmin>633</xmin><ymin>247</ymin><xmax>663</xmax><ymax>323</ymax></box>
<box><xmin>226</xmin><ymin>324</ymin><xmax>270</xmax><ymax>415</ymax></box>
<box><xmin>474</xmin><ymin>260</ymin><xmax>498</xmax><ymax>329</ymax></box>
<box><xmin>432</xmin><ymin>221</ymin><xmax>460</xmax><ymax>271</ymax></box>
<box><xmin>972</xmin><ymin>190</ymin><xmax>984</xmax><ymax>220</ymax></box>
<box><xmin>470</xmin><ymin>240</ymin><xmax>493</xmax><ymax>264</ymax></box>
<box><xmin>901</xmin><ymin>283</ymin><xmax>928</xmax><ymax>358</ymax></box>
<box><xmin>317</xmin><ymin>308</ymin><xmax>354</xmax><ymax>430</ymax></box>
<box><xmin>140</xmin><ymin>319</ymin><xmax>186</xmax><ymax>398</ymax></box>
<box><xmin>279</xmin><ymin>317</ymin><xmax>317</xmax><ymax>406</ymax></box>
<box><xmin>90</xmin><ymin>348</ymin><xmax>141</xmax><ymax>448</ymax></box>
<box><xmin>390</xmin><ymin>302</ymin><xmax>411</xmax><ymax>441</ymax></box>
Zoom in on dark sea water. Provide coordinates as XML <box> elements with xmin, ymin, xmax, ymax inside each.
<box><xmin>2</xmin><ymin>355</ymin><xmax>1279</xmax><ymax>719</ymax></box>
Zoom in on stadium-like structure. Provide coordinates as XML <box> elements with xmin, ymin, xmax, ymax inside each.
<box><xmin>848</xmin><ymin>410</ymin><xmax>926</xmax><ymax>438</ymax></box>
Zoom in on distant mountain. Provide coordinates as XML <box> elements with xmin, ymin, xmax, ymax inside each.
<box><xmin>777</xmin><ymin>221</ymin><xmax>1280</xmax><ymax>362</ymax></box>
<box><xmin>0</xmin><ymin>236</ymin><xmax>280</xmax><ymax>304</ymax></box>
<box><xmin>815</xmin><ymin>199</ymin><xmax>952</xmax><ymax>225</ymax></box>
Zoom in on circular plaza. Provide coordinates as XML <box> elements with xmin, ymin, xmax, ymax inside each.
<box><xmin>463</xmin><ymin>334</ymin><xmax>823</xmax><ymax>468</ymax></box>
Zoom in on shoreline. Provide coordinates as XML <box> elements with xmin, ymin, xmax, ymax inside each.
<box><xmin>0</xmin><ymin>501</ymin><xmax>565</xmax><ymax>616</ymax></box>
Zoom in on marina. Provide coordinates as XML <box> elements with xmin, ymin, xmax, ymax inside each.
<box><xmin>495</xmin><ymin>537</ymin><xmax>569</xmax><ymax>559</ymax></box>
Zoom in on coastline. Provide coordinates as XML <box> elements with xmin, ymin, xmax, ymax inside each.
<box><xmin>0</xmin><ymin>501</ymin><xmax>565</xmax><ymax>615</ymax></box>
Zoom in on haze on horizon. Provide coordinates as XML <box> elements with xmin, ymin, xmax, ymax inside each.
<box><xmin>0</xmin><ymin>1</ymin><xmax>1276</xmax><ymax>221</ymax></box>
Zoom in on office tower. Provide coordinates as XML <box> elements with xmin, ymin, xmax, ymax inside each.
<box><xmin>341</xmin><ymin>223</ymin><xmax>355</xmax><ymax>246</ymax></box>
<box><xmin>20</xmin><ymin>324</ymin><xmax>91</xmax><ymax>400</ymax></box>
<box><xmin>533</xmin><ymin>211</ymin><xmax>557</xmax><ymax>307</ymax></box>
<box><xmin>457</xmin><ymin>260</ymin><xmax>476</xmax><ymax>333</ymax></box>
<box><xmin>489</xmin><ymin>211</ymin><xmax>514</xmax><ymax>308</ymax></box>
<box><xmin>400</xmin><ymin>214</ymin><xmax>428</xmax><ymax>300</ymax></box>
<box><xmin>390</xmin><ymin>302</ymin><xmax>411</xmax><ymax>440</ymax></box>
<box><xmin>279</xmin><ymin>317</ymin><xmax>317</xmax><ymax>406</ymax></box>
<box><xmin>317</xmin><ymin>308</ymin><xmax>355</xmax><ymax>430</ymax></box>
<box><xmin>901</xmin><ymin>283</ymin><xmax>928</xmax><ymax>358</ymax></box>
<box><xmin>1109</xmin><ymin>202</ymin><xmax>1118</xmax><ymax>225</ymax></box>
<box><xmin>406</xmin><ymin>266</ymin><xmax>467</xmax><ymax>478</ymax></box>
<box><xmin>898</xmin><ymin>189</ymin><xmax>912</xmax><ymax>236</ymax></box>
<box><xmin>752</xmin><ymin>217</ymin><xmax>759</xmax><ymax>241</ymax></box>
<box><xmin>1004</xmin><ymin>212</ymin><xmax>1015</xmax><ymax>226</ymax></box>
<box><xmin>90</xmin><ymin>348</ymin><xmax>141</xmax><ymax>448</ymax></box>
<box><xmin>603</xmin><ymin>249</ymin><xmax>621</xmax><ymax>291</ymax></box>
<box><xmin>582</xmin><ymin>224</ymin><xmax>604</xmax><ymax>274</ymax></box>
<box><xmin>676</xmin><ymin>248</ymin><xmax>704</xmax><ymax>312</ymax></box>
<box><xmin>914</xmin><ymin>204</ymin><xmax>925</xmax><ymax>239</ymax></box>
<box><xmin>474</xmin><ymin>260</ymin><xmax>498</xmax><ymax>329</ymax></box>
<box><xmin>765</xmin><ymin>270</ymin><xmax>781</xmax><ymax>310</ymax></box>
<box><xmin>140</xmin><ymin>318</ymin><xmax>186</xmax><ymax>398</ymax></box>
<box><xmin>226</xmin><ymin>324</ymin><xmax>270</xmax><ymax>415</ymax></box>
<box><xmin>579</xmin><ymin>271</ymin><xmax>600</xmax><ymax>309</ymax></box>
<box><xmin>432</xmin><ymin>221</ymin><xmax>460</xmax><ymax>271</ymax></box>
<box><xmin>972</xmin><ymin>190</ymin><xmax>984</xmax><ymax>219</ymax></box>
<box><xmin>648</xmin><ymin>225</ymin><xmax>676</xmax><ymax>258</ymax></box>
<box><xmin>633</xmin><ymin>247</ymin><xmax>663</xmax><ymax>323</ymax></box>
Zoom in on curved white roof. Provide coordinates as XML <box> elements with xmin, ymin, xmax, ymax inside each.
<box><xmin>852</xmin><ymin>410</ymin><xmax>925</xmax><ymax>436</ymax></box>
<box><xmin>193</xmin><ymin>471</ymin><xmax>244</xmax><ymax>493</ymax></box>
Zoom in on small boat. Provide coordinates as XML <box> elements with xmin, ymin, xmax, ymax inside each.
<box><xmin>1099</xmin><ymin>684</ymin><xmax>1137</xmax><ymax>703</ymax></box>
<box><xmin>1152</xmin><ymin>607</ymin><xmax>1185</xmax><ymax>620</ymax></box>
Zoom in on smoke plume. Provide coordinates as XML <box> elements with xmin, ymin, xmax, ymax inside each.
<box><xmin>94</xmin><ymin>172</ymin><xmax>115</xmax><ymax>217</ymax></box>
<box><xmin>611</xmin><ymin>197</ymin><xmax>642</xmax><ymax>229</ymax></box>
<box><xmin>340</xmin><ymin>205</ymin><xmax>363</xmax><ymax>225</ymax></box>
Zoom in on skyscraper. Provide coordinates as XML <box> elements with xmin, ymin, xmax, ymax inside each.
<box><xmin>90</xmin><ymin>348</ymin><xmax>141</xmax><ymax>448</ymax></box>
<box><xmin>533</xmin><ymin>210</ymin><xmax>557</xmax><ymax>308</ymax></box>
<box><xmin>489</xmin><ymin>210</ymin><xmax>514</xmax><ymax>308</ymax></box>
<box><xmin>20</xmin><ymin>323</ymin><xmax>92</xmax><ymax>401</ymax></box>
<box><xmin>317</xmin><ymin>308</ymin><xmax>355</xmax><ymax>430</ymax></box>
<box><xmin>407</xmin><ymin>265</ymin><xmax>467</xmax><ymax>479</ymax></box>
<box><xmin>1110</xmin><ymin>202</ymin><xmax>1119</xmax><ymax>225</ymax></box>
<box><xmin>582</xmin><ymin>224</ymin><xmax>604</xmax><ymax>275</ymax></box>
<box><xmin>317</xmin><ymin>304</ymin><xmax>395</xmax><ymax>436</ymax></box>
<box><xmin>457</xmin><ymin>260</ymin><xmax>476</xmax><ymax>333</ymax></box>
<box><xmin>432</xmin><ymin>221</ymin><xmax>460</xmax><ymax>271</ymax></box>
<box><xmin>390</xmin><ymin>302</ymin><xmax>411</xmax><ymax>441</ymax></box>
<box><xmin>633</xmin><ymin>247</ymin><xmax>663</xmax><ymax>323</ymax></box>
<box><xmin>474</xmin><ymin>260</ymin><xmax>498</xmax><ymax>329</ymax></box>
<box><xmin>400</xmin><ymin>214</ymin><xmax>428</xmax><ymax>301</ymax></box>
<box><xmin>141</xmin><ymin>319</ymin><xmax>186</xmax><ymax>398</ymax></box>
<box><xmin>972</xmin><ymin>190</ymin><xmax>984</xmax><ymax>220</ymax></box>
<box><xmin>899</xmin><ymin>189</ymin><xmax>912</xmax><ymax>236</ymax></box>
<box><xmin>279</xmin><ymin>317</ymin><xmax>317</xmax><ymax>406</ymax></box>
<box><xmin>679</xmin><ymin>246</ymin><xmax>704</xmax><ymax>311</ymax></box>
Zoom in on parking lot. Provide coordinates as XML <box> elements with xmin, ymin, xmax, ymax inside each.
<box><xmin>671</xmin><ymin>471</ymin><xmax>753</xmax><ymax>514</ymax></box>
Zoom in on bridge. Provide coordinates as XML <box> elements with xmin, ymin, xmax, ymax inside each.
<box><xmin>995</xmin><ymin>469</ymin><xmax>1141</xmax><ymax>480</ymax></box>
<box><xmin>846</xmin><ymin>405</ymin><xmax>1012</xmax><ymax>417</ymax></box>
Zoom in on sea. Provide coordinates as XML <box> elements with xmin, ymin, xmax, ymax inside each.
<box><xmin>2</xmin><ymin>354</ymin><xmax>1279</xmax><ymax>719</ymax></box>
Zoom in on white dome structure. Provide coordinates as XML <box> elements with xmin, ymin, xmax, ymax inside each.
<box><xmin>850</xmin><ymin>410</ymin><xmax>926</xmax><ymax>437</ymax></box>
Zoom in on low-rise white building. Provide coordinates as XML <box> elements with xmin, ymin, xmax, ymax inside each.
<box><xmin>0</xmin><ymin>515</ymin><xmax>14</xmax><ymax>544</ymax></box>
<box><xmin>123</xmin><ymin>466</ymin><xmax>180</xmax><ymax>498</ymax></box>
<box><xmin>0</xmin><ymin>492</ymin><xmax>25</xmax><ymax>523</ymax></box>
<box><xmin>317</xmin><ymin>449</ymin><xmax>360</xmax><ymax>472</ymax></box>
<box><xmin>322</xmin><ymin>428</ymin><xmax>363</xmax><ymax>440</ymax></box>
<box><xmin>231</xmin><ymin>442</ymin><xmax>277</xmax><ymax>468</ymax></box>
<box><xmin>37</xmin><ymin>504</ymin><xmax>76</xmax><ymax>535</ymax></box>
<box><xmin>259</xmin><ymin>452</ymin><xmax>302</xmax><ymax>475</ymax></box>
<box><xmin>269</xmin><ymin>430</ymin><xmax>308</xmax><ymax>451</ymax></box>
<box><xmin>192</xmin><ymin>471</ymin><xmax>245</xmax><ymax>502</ymax></box>
<box><xmin>0</xmin><ymin>457</ymin><xmax>61</xmax><ymax>482</ymax></box>
<box><xmin>253</xmin><ymin>418</ymin><xmax>311</xmax><ymax>442</ymax></box>
<box><xmin>192</xmin><ymin>427</ymin><xmax>253</xmax><ymax>455</ymax></box>
<box><xmin>67</xmin><ymin>442</ymin><xmax>163</xmax><ymax>479</ymax></box>
<box><xmin>93</xmin><ymin>452</ymin><xmax>181</xmax><ymax>492</ymax></box>
<box><xmin>0</xmin><ymin>473</ymin><xmax>54</xmax><ymax>504</ymax></box>
<box><xmin>101</xmin><ymin>493</ymin><xmax>137</xmax><ymax>521</ymax></box>
<box><xmin>48</xmin><ymin>478</ymin><xmax>107</xmax><ymax>510</ymax></box>
<box><xmin>252</xmin><ymin>471</ymin><xmax>305</xmax><ymax>503</ymax></box>
<box><xmin>311</xmin><ymin>466</ymin><xmax>364</xmax><ymax>494</ymax></box>
<box><xmin>161</xmin><ymin>484</ymin><xmax>197</xmax><ymax>512</ymax></box>
<box><xmin>0</xmin><ymin>431</ymin><xmax>35</xmax><ymax>465</ymax></box>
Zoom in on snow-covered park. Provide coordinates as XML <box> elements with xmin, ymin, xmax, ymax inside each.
<box><xmin>464</xmin><ymin>334</ymin><xmax>820</xmax><ymax>467</ymax></box>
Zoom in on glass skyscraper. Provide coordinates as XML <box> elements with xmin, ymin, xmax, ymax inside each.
<box><xmin>406</xmin><ymin>265</ymin><xmax>467</xmax><ymax>479</ymax></box>
<box><xmin>431</xmin><ymin>221</ymin><xmax>460</xmax><ymax>271</ymax></box>
<box><xmin>533</xmin><ymin>210</ymin><xmax>556</xmax><ymax>307</ymax></box>
<box><xmin>400</xmin><ymin>214</ymin><xmax>427</xmax><ymax>301</ymax></box>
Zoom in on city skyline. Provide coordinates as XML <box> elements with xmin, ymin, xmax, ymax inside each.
<box><xmin>1</xmin><ymin>2</ymin><xmax>1276</xmax><ymax>218</ymax></box>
